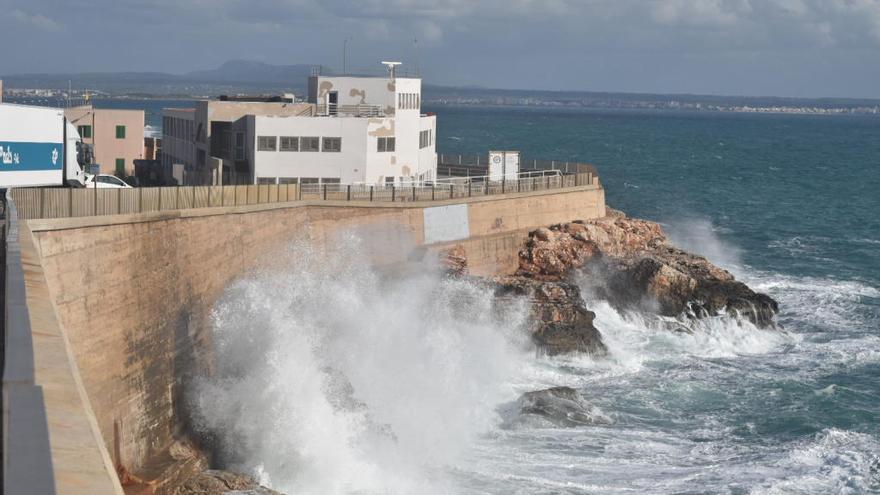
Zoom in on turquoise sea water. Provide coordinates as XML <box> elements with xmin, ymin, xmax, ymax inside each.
<box><xmin>429</xmin><ymin>105</ymin><xmax>880</xmax><ymax>493</ymax></box>
<box><xmin>19</xmin><ymin>96</ymin><xmax>879</xmax><ymax>492</ymax></box>
<box><xmin>153</xmin><ymin>101</ymin><xmax>880</xmax><ymax>492</ymax></box>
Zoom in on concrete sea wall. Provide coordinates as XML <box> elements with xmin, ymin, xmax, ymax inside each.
<box><xmin>6</xmin><ymin>184</ymin><xmax>604</xmax><ymax>494</ymax></box>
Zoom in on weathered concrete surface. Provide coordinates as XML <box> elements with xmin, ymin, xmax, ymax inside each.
<box><xmin>16</xmin><ymin>220</ymin><xmax>124</xmax><ymax>494</ymax></box>
<box><xmin>18</xmin><ymin>184</ymin><xmax>605</xmax><ymax>493</ymax></box>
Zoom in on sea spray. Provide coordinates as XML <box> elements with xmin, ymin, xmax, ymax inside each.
<box><xmin>662</xmin><ymin>216</ymin><xmax>745</xmax><ymax>275</ymax></box>
<box><xmin>190</xmin><ymin>235</ymin><xmax>532</xmax><ymax>494</ymax></box>
<box><xmin>187</xmin><ymin>218</ymin><xmax>880</xmax><ymax>494</ymax></box>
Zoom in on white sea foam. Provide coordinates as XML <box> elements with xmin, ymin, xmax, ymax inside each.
<box><xmin>591</xmin><ymin>299</ymin><xmax>791</xmax><ymax>364</ymax></box>
<box><xmin>662</xmin><ymin>216</ymin><xmax>744</xmax><ymax>274</ymax></box>
<box><xmin>191</xmin><ymin>236</ymin><xmax>532</xmax><ymax>494</ymax></box>
<box><xmin>190</xmin><ymin>218</ymin><xmax>880</xmax><ymax>495</ymax></box>
<box><xmin>753</xmin><ymin>429</ymin><xmax>880</xmax><ymax>495</ymax></box>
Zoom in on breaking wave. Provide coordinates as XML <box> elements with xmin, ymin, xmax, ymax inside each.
<box><xmin>190</xmin><ymin>217</ymin><xmax>880</xmax><ymax>494</ymax></box>
<box><xmin>191</xmin><ymin>237</ymin><xmax>532</xmax><ymax>494</ymax></box>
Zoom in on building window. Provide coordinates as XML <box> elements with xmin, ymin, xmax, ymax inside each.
<box><xmin>115</xmin><ymin>158</ymin><xmax>125</xmax><ymax>176</ymax></box>
<box><xmin>377</xmin><ymin>137</ymin><xmax>395</xmax><ymax>152</ymax></box>
<box><xmin>257</xmin><ymin>177</ymin><xmax>276</xmax><ymax>185</ymax></box>
<box><xmin>385</xmin><ymin>176</ymin><xmax>395</xmax><ymax>186</ymax></box>
<box><xmin>419</xmin><ymin>129</ymin><xmax>433</xmax><ymax>149</ymax></box>
<box><xmin>235</xmin><ymin>132</ymin><xmax>245</xmax><ymax>159</ymax></box>
<box><xmin>322</xmin><ymin>137</ymin><xmax>341</xmax><ymax>152</ymax></box>
<box><xmin>280</xmin><ymin>136</ymin><xmax>299</xmax><ymax>152</ymax></box>
<box><xmin>116</xmin><ymin>125</ymin><xmax>126</xmax><ymax>139</ymax></box>
<box><xmin>77</xmin><ymin>125</ymin><xmax>92</xmax><ymax>139</ymax></box>
<box><xmin>301</xmin><ymin>137</ymin><xmax>320</xmax><ymax>152</ymax></box>
<box><xmin>278</xmin><ymin>177</ymin><xmax>299</xmax><ymax>184</ymax></box>
<box><xmin>257</xmin><ymin>136</ymin><xmax>277</xmax><ymax>151</ymax></box>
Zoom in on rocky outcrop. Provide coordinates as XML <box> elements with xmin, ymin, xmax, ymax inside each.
<box><xmin>503</xmin><ymin>386</ymin><xmax>612</xmax><ymax>428</ymax></box>
<box><xmin>516</xmin><ymin>210</ymin><xmax>779</xmax><ymax>327</ymax></box>
<box><xmin>175</xmin><ymin>470</ymin><xmax>281</xmax><ymax>495</ymax></box>
<box><xmin>493</xmin><ymin>277</ymin><xmax>606</xmax><ymax>356</ymax></box>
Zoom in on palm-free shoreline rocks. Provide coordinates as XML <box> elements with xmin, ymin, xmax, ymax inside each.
<box><xmin>503</xmin><ymin>386</ymin><xmax>612</xmax><ymax>428</ymax></box>
<box><xmin>516</xmin><ymin>209</ymin><xmax>779</xmax><ymax>327</ymax></box>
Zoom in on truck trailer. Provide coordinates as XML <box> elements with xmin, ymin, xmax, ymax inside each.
<box><xmin>0</xmin><ymin>103</ymin><xmax>86</xmax><ymax>188</ymax></box>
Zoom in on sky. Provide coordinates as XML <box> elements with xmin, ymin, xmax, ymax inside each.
<box><xmin>1</xmin><ymin>0</ymin><xmax>880</xmax><ymax>98</ymax></box>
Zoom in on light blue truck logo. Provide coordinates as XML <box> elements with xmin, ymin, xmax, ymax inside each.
<box><xmin>0</xmin><ymin>142</ymin><xmax>62</xmax><ymax>171</ymax></box>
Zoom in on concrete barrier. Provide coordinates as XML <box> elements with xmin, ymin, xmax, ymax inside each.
<box><xmin>4</xmin><ymin>183</ymin><xmax>605</xmax><ymax>494</ymax></box>
<box><xmin>3</xmin><ymin>191</ymin><xmax>123</xmax><ymax>495</ymax></box>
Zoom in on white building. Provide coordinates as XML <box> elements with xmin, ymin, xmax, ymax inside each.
<box><xmin>162</xmin><ymin>63</ymin><xmax>437</xmax><ymax>186</ymax></box>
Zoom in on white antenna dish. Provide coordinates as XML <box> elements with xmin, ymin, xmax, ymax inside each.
<box><xmin>381</xmin><ymin>61</ymin><xmax>402</xmax><ymax>79</ymax></box>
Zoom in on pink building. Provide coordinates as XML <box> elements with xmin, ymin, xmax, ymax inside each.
<box><xmin>65</xmin><ymin>105</ymin><xmax>145</xmax><ymax>177</ymax></box>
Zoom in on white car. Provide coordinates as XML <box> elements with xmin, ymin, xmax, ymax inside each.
<box><xmin>84</xmin><ymin>174</ymin><xmax>133</xmax><ymax>188</ymax></box>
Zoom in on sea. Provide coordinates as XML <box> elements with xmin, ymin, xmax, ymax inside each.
<box><xmin>14</xmin><ymin>96</ymin><xmax>880</xmax><ymax>493</ymax></box>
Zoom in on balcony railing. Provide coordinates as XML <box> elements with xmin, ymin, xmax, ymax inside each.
<box><xmin>314</xmin><ymin>104</ymin><xmax>385</xmax><ymax>117</ymax></box>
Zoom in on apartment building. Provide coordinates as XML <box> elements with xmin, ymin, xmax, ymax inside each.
<box><xmin>161</xmin><ymin>63</ymin><xmax>437</xmax><ymax>186</ymax></box>
<box><xmin>64</xmin><ymin>105</ymin><xmax>145</xmax><ymax>176</ymax></box>
<box><xmin>161</xmin><ymin>97</ymin><xmax>313</xmax><ymax>185</ymax></box>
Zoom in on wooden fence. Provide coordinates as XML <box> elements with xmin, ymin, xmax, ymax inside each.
<box><xmin>9</xmin><ymin>172</ymin><xmax>596</xmax><ymax>221</ymax></box>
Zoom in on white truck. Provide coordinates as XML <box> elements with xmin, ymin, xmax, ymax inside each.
<box><xmin>0</xmin><ymin>103</ymin><xmax>86</xmax><ymax>188</ymax></box>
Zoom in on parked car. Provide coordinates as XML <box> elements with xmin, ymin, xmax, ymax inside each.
<box><xmin>84</xmin><ymin>174</ymin><xmax>133</xmax><ymax>188</ymax></box>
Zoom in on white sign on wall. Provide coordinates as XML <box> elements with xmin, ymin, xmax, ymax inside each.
<box><xmin>423</xmin><ymin>204</ymin><xmax>470</xmax><ymax>244</ymax></box>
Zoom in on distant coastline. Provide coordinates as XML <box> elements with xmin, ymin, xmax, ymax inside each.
<box><xmin>423</xmin><ymin>98</ymin><xmax>880</xmax><ymax>116</ymax></box>
<box><xmin>5</xmin><ymin>91</ymin><xmax>879</xmax><ymax>119</ymax></box>
<box><xmin>7</xmin><ymin>91</ymin><xmax>879</xmax><ymax>120</ymax></box>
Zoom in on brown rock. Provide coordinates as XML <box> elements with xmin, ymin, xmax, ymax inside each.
<box><xmin>175</xmin><ymin>470</ymin><xmax>281</xmax><ymax>495</ymax></box>
<box><xmin>493</xmin><ymin>276</ymin><xmax>606</xmax><ymax>356</ymax></box>
<box><xmin>517</xmin><ymin>209</ymin><xmax>779</xmax><ymax>328</ymax></box>
<box><xmin>440</xmin><ymin>244</ymin><xmax>468</xmax><ymax>276</ymax></box>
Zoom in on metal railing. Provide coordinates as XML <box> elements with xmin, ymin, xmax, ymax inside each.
<box><xmin>7</xmin><ymin>171</ymin><xmax>598</xmax><ymax>221</ymax></box>
<box><xmin>398</xmin><ymin>169</ymin><xmax>562</xmax><ymax>187</ymax></box>
<box><xmin>299</xmin><ymin>172</ymin><xmax>592</xmax><ymax>202</ymax></box>
<box><xmin>314</xmin><ymin>104</ymin><xmax>385</xmax><ymax>117</ymax></box>
<box><xmin>437</xmin><ymin>154</ymin><xmax>598</xmax><ymax>177</ymax></box>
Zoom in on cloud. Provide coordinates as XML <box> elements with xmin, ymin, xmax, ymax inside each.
<box><xmin>650</xmin><ymin>0</ymin><xmax>752</xmax><ymax>28</ymax></box>
<box><xmin>1</xmin><ymin>0</ymin><xmax>878</xmax><ymax>97</ymax></box>
<box><xmin>9</xmin><ymin>9</ymin><xmax>63</xmax><ymax>32</ymax></box>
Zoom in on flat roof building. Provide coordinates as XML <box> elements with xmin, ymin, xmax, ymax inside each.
<box><xmin>65</xmin><ymin>105</ymin><xmax>145</xmax><ymax>177</ymax></box>
<box><xmin>161</xmin><ymin>62</ymin><xmax>437</xmax><ymax>186</ymax></box>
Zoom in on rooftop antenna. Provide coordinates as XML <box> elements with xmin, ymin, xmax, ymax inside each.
<box><xmin>381</xmin><ymin>61</ymin><xmax>402</xmax><ymax>81</ymax></box>
<box><xmin>413</xmin><ymin>38</ymin><xmax>420</xmax><ymax>77</ymax></box>
<box><xmin>343</xmin><ymin>37</ymin><xmax>352</xmax><ymax>75</ymax></box>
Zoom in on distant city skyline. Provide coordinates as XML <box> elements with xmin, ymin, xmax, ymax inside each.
<box><xmin>2</xmin><ymin>0</ymin><xmax>880</xmax><ymax>99</ymax></box>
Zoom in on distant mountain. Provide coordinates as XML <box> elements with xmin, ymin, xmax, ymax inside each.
<box><xmin>184</xmin><ymin>60</ymin><xmax>326</xmax><ymax>84</ymax></box>
<box><xmin>0</xmin><ymin>60</ymin><xmax>330</xmax><ymax>96</ymax></box>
